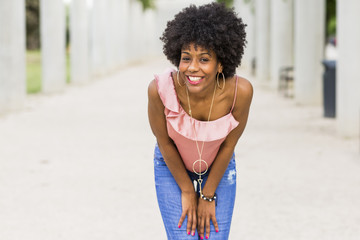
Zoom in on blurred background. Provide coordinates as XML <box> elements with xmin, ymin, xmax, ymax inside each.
<box><xmin>1</xmin><ymin>0</ymin><xmax>358</xmax><ymax>137</ymax></box>
<box><xmin>0</xmin><ymin>0</ymin><xmax>359</xmax><ymax>239</ymax></box>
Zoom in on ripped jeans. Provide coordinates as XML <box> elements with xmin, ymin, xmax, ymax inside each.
<box><xmin>154</xmin><ymin>145</ymin><xmax>236</xmax><ymax>240</ymax></box>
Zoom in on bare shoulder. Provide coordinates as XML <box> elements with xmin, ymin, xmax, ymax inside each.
<box><xmin>148</xmin><ymin>79</ymin><xmax>158</xmax><ymax>99</ymax></box>
<box><xmin>237</xmin><ymin>77</ymin><xmax>253</xmax><ymax>98</ymax></box>
<box><xmin>148</xmin><ymin>79</ymin><xmax>164</xmax><ymax>110</ymax></box>
<box><xmin>233</xmin><ymin>76</ymin><xmax>253</xmax><ymax>113</ymax></box>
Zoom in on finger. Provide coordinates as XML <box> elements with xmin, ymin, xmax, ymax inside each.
<box><xmin>198</xmin><ymin>216</ymin><xmax>205</xmax><ymax>240</ymax></box>
<box><xmin>178</xmin><ymin>212</ymin><xmax>186</xmax><ymax>229</ymax></box>
<box><xmin>205</xmin><ymin>216</ymin><xmax>211</xmax><ymax>239</ymax></box>
<box><xmin>191</xmin><ymin>211</ymin><xmax>197</xmax><ymax>236</ymax></box>
<box><xmin>211</xmin><ymin>214</ymin><xmax>219</xmax><ymax>233</ymax></box>
<box><xmin>186</xmin><ymin>212</ymin><xmax>192</xmax><ymax>235</ymax></box>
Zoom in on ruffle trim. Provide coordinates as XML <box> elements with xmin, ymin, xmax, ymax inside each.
<box><xmin>154</xmin><ymin>68</ymin><xmax>179</xmax><ymax>113</ymax></box>
<box><xmin>155</xmin><ymin>68</ymin><xmax>239</xmax><ymax>142</ymax></box>
<box><xmin>167</xmin><ymin>109</ymin><xmax>239</xmax><ymax>141</ymax></box>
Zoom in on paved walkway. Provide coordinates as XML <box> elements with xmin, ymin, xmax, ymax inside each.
<box><xmin>0</xmin><ymin>57</ymin><xmax>359</xmax><ymax>240</ymax></box>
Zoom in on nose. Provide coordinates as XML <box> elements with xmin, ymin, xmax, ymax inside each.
<box><xmin>188</xmin><ymin>59</ymin><xmax>199</xmax><ymax>72</ymax></box>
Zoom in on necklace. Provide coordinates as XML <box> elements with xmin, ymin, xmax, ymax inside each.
<box><xmin>185</xmin><ymin>81</ymin><xmax>217</xmax><ymax>195</ymax></box>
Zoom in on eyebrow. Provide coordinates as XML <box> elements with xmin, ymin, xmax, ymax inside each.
<box><xmin>181</xmin><ymin>51</ymin><xmax>212</xmax><ymax>57</ymax></box>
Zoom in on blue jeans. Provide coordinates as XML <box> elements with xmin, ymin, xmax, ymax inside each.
<box><xmin>154</xmin><ymin>145</ymin><xmax>236</xmax><ymax>240</ymax></box>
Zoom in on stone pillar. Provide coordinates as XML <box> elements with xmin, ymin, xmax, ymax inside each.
<box><xmin>294</xmin><ymin>0</ymin><xmax>325</xmax><ymax>104</ymax></box>
<box><xmin>337</xmin><ymin>0</ymin><xmax>360</xmax><ymax>137</ymax></box>
<box><xmin>118</xmin><ymin>0</ymin><xmax>130</xmax><ymax>66</ymax></box>
<box><xmin>234</xmin><ymin>0</ymin><xmax>255</xmax><ymax>73</ymax></box>
<box><xmin>0</xmin><ymin>0</ymin><xmax>26</xmax><ymax>113</ymax></box>
<box><xmin>255</xmin><ymin>0</ymin><xmax>271</xmax><ymax>83</ymax></box>
<box><xmin>105</xmin><ymin>0</ymin><xmax>115</xmax><ymax>71</ymax></box>
<box><xmin>270</xmin><ymin>0</ymin><xmax>294</xmax><ymax>89</ymax></box>
<box><xmin>40</xmin><ymin>0</ymin><xmax>66</xmax><ymax>93</ymax></box>
<box><xmin>143</xmin><ymin>9</ymin><xmax>158</xmax><ymax>58</ymax></box>
<box><xmin>90</xmin><ymin>0</ymin><xmax>107</xmax><ymax>77</ymax></box>
<box><xmin>110</xmin><ymin>0</ymin><xmax>123</xmax><ymax>68</ymax></box>
<box><xmin>70</xmin><ymin>0</ymin><xmax>89</xmax><ymax>85</ymax></box>
<box><xmin>128</xmin><ymin>0</ymin><xmax>144</xmax><ymax>62</ymax></box>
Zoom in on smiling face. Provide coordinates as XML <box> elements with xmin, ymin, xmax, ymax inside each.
<box><xmin>178</xmin><ymin>43</ymin><xmax>222</xmax><ymax>95</ymax></box>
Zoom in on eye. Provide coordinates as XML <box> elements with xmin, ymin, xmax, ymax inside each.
<box><xmin>200</xmin><ymin>58</ymin><xmax>209</xmax><ymax>62</ymax></box>
<box><xmin>181</xmin><ymin>57</ymin><xmax>190</xmax><ymax>62</ymax></box>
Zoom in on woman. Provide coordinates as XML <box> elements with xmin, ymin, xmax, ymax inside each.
<box><xmin>148</xmin><ymin>3</ymin><xmax>253</xmax><ymax>239</ymax></box>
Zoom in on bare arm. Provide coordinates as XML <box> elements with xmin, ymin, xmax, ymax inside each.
<box><xmin>147</xmin><ymin>79</ymin><xmax>197</xmax><ymax>235</ymax></box>
<box><xmin>202</xmin><ymin>77</ymin><xmax>253</xmax><ymax>197</ymax></box>
<box><xmin>197</xmin><ymin>77</ymin><xmax>253</xmax><ymax>239</ymax></box>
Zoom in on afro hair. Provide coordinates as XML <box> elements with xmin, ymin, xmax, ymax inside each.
<box><xmin>160</xmin><ymin>2</ymin><xmax>247</xmax><ymax>78</ymax></box>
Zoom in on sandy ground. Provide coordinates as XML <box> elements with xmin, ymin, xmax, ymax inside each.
<box><xmin>0</xmin><ymin>57</ymin><xmax>359</xmax><ymax>240</ymax></box>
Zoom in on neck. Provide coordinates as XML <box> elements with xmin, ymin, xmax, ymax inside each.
<box><xmin>186</xmin><ymin>81</ymin><xmax>217</xmax><ymax>102</ymax></box>
<box><xmin>186</xmin><ymin>81</ymin><xmax>217</xmax><ymax>122</ymax></box>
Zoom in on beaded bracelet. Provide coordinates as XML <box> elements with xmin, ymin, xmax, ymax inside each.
<box><xmin>200</xmin><ymin>192</ymin><xmax>217</xmax><ymax>202</ymax></box>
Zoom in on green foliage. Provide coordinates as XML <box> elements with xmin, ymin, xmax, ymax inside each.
<box><xmin>26</xmin><ymin>51</ymin><xmax>71</xmax><ymax>94</ymax></box>
<box><xmin>137</xmin><ymin>0</ymin><xmax>156</xmax><ymax>11</ymax></box>
<box><xmin>216</xmin><ymin>0</ymin><xmax>234</xmax><ymax>8</ymax></box>
<box><xmin>65</xmin><ymin>5</ymin><xmax>70</xmax><ymax>48</ymax></box>
<box><xmin>327</xmin><ymin>17</ymin><xmax>336</xmax><ymax>38</ymax></box>
<box><xmin>326</xmin><ymin>0</ymin><xmax>336</xmax><ymax>37</ymax></box>
<box><xmin>26</xmin><ymin>50</ymin><xmax>42</xmax><ymax>93</ymax></box>
<box><xmin>66</xmin><ymin>50</ymin><xmax>70</xmax><ymax>84</ymax></box>
<box><xmin>26</xmin><ymin>0</ymin><xmax>40</xmax><ymax>50</ymax></box>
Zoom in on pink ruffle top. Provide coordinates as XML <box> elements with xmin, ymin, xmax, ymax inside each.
<box><xmin>155</xmin><ymin>68</ymin><xmax>239</xmax><ymax>172</ymax></box>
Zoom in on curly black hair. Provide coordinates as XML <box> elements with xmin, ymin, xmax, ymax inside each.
<box><xmin>160</xmin><ymin>2</ymin><xmax>247</xmax><ymax>78</ymax></box>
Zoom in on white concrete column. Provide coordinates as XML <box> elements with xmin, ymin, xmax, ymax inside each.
<box><xmin>90</xmin><ymin>0</ymin><xmax>107</xmax><ymax>77</ymax></box>
<box><xmin>143</xmin><ymin>9</ymin><xmax>158</xmax><ymax>58</ymax></box>
<box><xmin>234</xmin><ymin>0</ymin><xmax>255</xmax><ymax>73</ymax></box>
<box><xmin>105</xmin><ymin>0</ymin><xmax>116</xmax><ymax>71</ymax></box>
<box><xmin>110</xmin><ymin>0</ymin><xmax>123</xmax><ymax>68</ymax></box>
<box><xmin>294</xmin><ymin>0</ymin><xmax>325</xmax><ymax>104</ymax></box>
<box><xmin>40</xmin><ymin>0</ymin><xmax>66</xmax><ymax>93</ymax></box>
<box><xmin>128</xmin><ymin>0</ymin><xmax>144</xmax><ymax>62</ymax></box>
<box><xmin>270</xmin><ymin>0</ymin><xmax>294</xmax><ymax>89</ymax></box>
<box><xmin>116</xmin><ymin>0</ymin><xmax>130</xmax><ymax>66</ymax></box>
<box><xmin>337</xmin><ymin>0</ymin><xmax>360</xmax><ymax>137</ymax></box>
<box><xmin>70</xmin><ymin>0</ymin><xmax>89</xmax><ymax>85</ymax></box>
<box><xmin>255</xmin><ymin>0</ymin><xmax>271</xmax><ymax>83</ymax></box>
<box><xmin>0</xmin><ymin>0</ymin><xmax>26</xmax><ymax>113</ymax></box>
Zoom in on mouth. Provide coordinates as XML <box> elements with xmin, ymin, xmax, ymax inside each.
<box><xmin>186</xmin><ymin>75</ymin><xmax>204</xmax><ymax>85</ymax></box>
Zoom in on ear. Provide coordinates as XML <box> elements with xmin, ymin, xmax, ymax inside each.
<box><xmin>217</xmin><ymin>63</ymin><xmax>223</xmax><ymax>73</ymax></box>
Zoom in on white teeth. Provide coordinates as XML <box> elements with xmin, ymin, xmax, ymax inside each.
<box><xmin>188</xmin><ymin>76</ymin><xmax>202</xmax><ymax>81</ymax></box>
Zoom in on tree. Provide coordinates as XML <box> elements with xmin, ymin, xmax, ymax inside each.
<box><xmin>326</xmin><ymin>0</ymin><xmax>336</xmax><ymax>39</ymax></box>
<box><xmin>26</xmin><ymin>0</ymin><xmax>40</xmax><ymax>50</ymax></box>
<box><xmin>137</xmin><ymin>0</ymin><xmax>155</xmax><ymax>11</ymax></box>
<box><xmin>216</xmin><ymin>0</ymin><xmax>234</xmax><ymax>8</ymax></box>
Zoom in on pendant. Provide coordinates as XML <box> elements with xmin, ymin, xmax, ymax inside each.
<box><xmin>192</xmin><ymin>159</ymin><xmax>209</xmax><ymax>175</ymax></box>
<box><xmin>197</xmin><ymin>178</ymin><xmax>203</xmax><ymax>194</ymax></box>
<box><xmin>193</xmin><ymin>179</ymin><xmax>204</xmax><ymax>193</ymax></box>
<box><xmin>193</xmin><ymin>180</ymin><xmax>197</xmax><ymax>192</ymax></box>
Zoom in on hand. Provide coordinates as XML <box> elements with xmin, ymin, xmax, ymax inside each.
<box><xmin>197</xmin><ymin>198</ymin><xmax>219</xmax><ymax>239</ymax></box>
<box><xmin>178</xmin><ymin>191</ymin><xmax>198</xmax><ymax>236</ymax></box>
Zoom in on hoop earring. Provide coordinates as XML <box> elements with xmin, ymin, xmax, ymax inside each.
<box><xmin>177</xmin><ymin>70</ymin><xmax>183</xmax><ymax>86</ymax></box>
<box><xmin>216</xmin><ymin>72</ymin><xmax>225</xmax><ymax>89</ymax></box>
